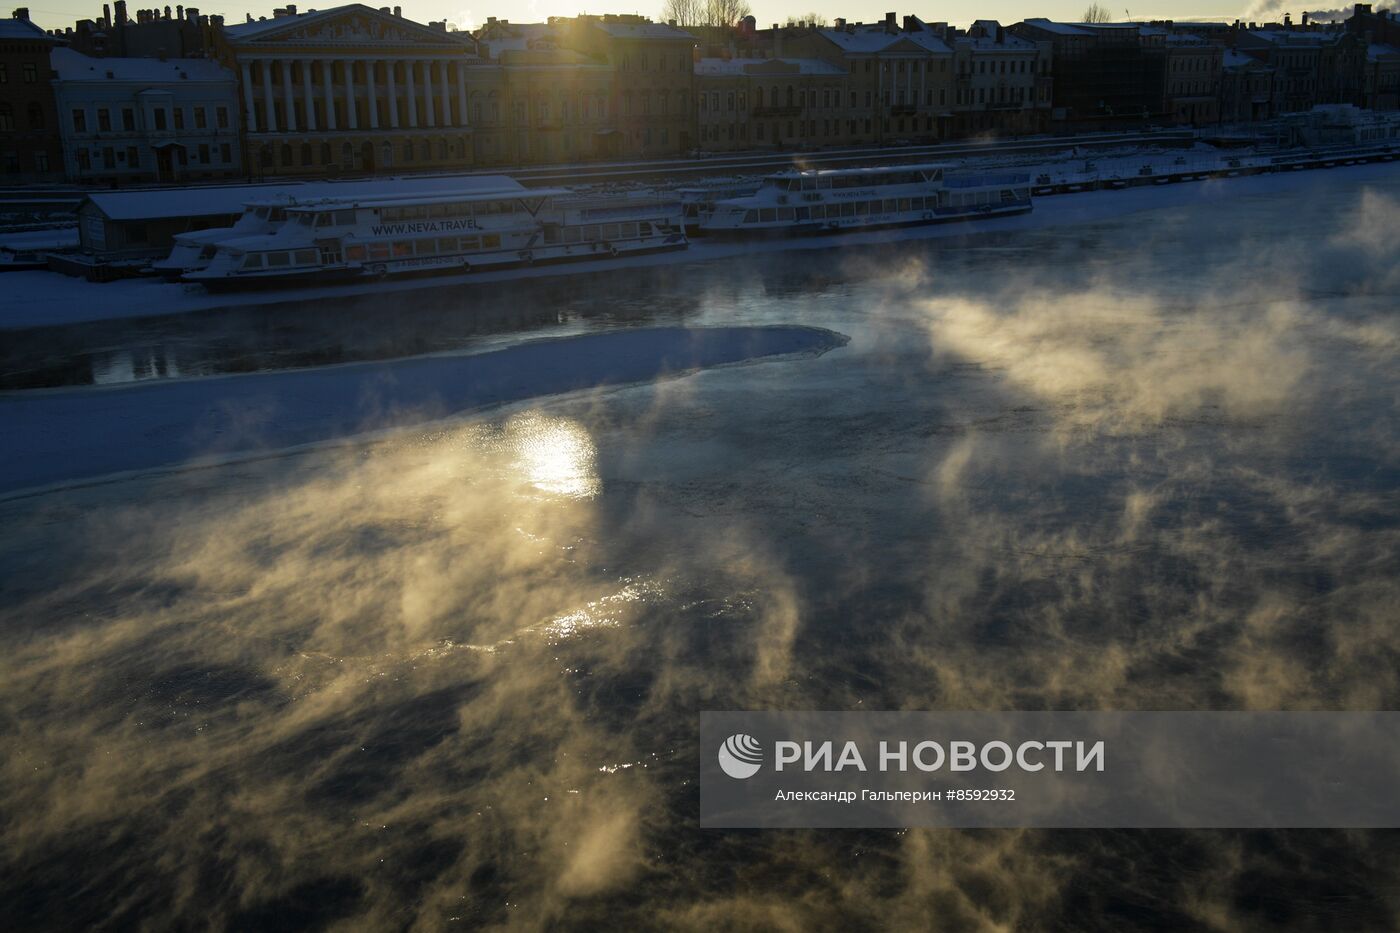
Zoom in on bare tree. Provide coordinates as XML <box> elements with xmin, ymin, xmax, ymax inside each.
<box><xmin>1082</xmin><ymin>2</ymin><xmax>1113</xmax><ymax>21</ymax></box>
<box><xmin>703</xmin><ymin>0</ymin><xmax>752</xmax><ymax>28</ymax></box>
<box><xmin>783</xmin><ymin>12</ymin><xmax>829</xmax><ymax>26</ymax></box>
<box><xmin>661</xmin><ymin>0</ymin><xmax>704</xmax><ymax>26</ymax></box>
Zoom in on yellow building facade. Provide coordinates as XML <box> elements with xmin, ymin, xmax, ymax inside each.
<box><xmin>214</xmin><ymin>3</ymin><xmax>481</xmax><ymax>176</ymax></box>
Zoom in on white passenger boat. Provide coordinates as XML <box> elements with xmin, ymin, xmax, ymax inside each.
<box><xmin>184</xmin><ymin>188</ymin><xmax>686</xmax><ymax>291</ymax></box>
<box><xmin>699</xmin><ymin>163</ymin><xmax>1031</xmax><ymax>237</ymax></box>
<box><xmin>676</xmin><ymin>182</ymin><xmax>761</xmax><ymax>233</ymax></box>
<box><xmin>150</xmin><ymin>200</ymin><xmax>289</xmax><ymax>279</ymax></box>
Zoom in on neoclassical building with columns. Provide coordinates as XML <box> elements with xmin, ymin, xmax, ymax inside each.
<box><xmin>214</xmin><ymin>3</ymin><xmax>483</xmax><ymax>176</ymax></box>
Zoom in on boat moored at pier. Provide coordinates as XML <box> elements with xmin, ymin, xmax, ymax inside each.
<box><xmin>150</xmin><ymin>200</ymin><xmax>290</xmax><ymax>279</ymax></box>
<box><xmin>698</xmin><ymin>163</ymin><xmax>1031</xmax><ymax>236</ymax></box>
<box><xmin>182</xmin><ymin>188</ymin><xmax>686</xmax><ymax>291</ymax></box>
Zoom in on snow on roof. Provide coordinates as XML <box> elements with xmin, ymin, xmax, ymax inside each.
<box><xmin>1018</xmin><ymin>19</ymin><xmax>1094</xmax><ymax>36</ymax></box>
<box><xmin>224</xmin><ymin>2</ymin><xmax>471</xmax><ymax>45</ymax></box>
<box><xmin>592</xmin><ymin>20</ymin><xmax>694</xmax><ymax>40</ymax></box>
<box><xmin>695</xmin><ymin>57</ymin><xmax>846</xmax><ymax>76</ymax></box>
<box><xmin>1368</xmin><ymin>43</ymin><xmax>1400</xmax><ymax>60</ymax></box>
<box><xmin>0</xmin><ymin>16</ymin><xmax>62</xmax><ymax>41</ymax></box>
<box><xmin>83</xmin><ymin>176</ymin><xmax>527</xmax><ymax>221</ymax></box>
<box><xmin>816</xmin><ymin>25</ymin><xmax>950</xmax><ymax>54</ymax></box>
<box><xmin>51</xmin><ymin>48</ymin><xmax>233</xmax><ymax>82</ymax></box>
<box><xmin>1247</xmin><ymin>29</ymin><xmax>1328</xmax><ymax>44</ymax></box>
<box><xmin>1223</xmin><ymin>49</ymin><xmax>1266</xmax><ymax>68</ymax></box>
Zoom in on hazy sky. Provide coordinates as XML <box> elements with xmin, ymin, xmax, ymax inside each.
<box><xmin>21</xmin><ymin>0</ymin><xmax>1309</xmax><ymax>34</ymax></box>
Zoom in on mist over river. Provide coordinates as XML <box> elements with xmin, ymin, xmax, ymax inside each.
<box><xmin>3</xmin><ymin>167</ymin><xmax>1400</xmax><ymax>930</ymax></box>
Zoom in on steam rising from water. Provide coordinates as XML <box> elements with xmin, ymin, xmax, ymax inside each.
<box><xmin>2</xmin><ymin>173</ymin><xmax>1399</xmax><ymax>928</ymax></box>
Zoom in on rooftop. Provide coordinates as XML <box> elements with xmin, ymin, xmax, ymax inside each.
<box><xmin>0</xmin><ymin>15</ymin><xmax>63</xmax><ymax>42</ymax></box>
<box><xmin>83</xmin><ymin>175</ymin><xmax>526</xmax><ymax>221</ymax></box>
<box><xmin>52</xmin><ymin>47</ymin><xmax>232</xmax><ymax>82</ymax></box>
<box><xmin>695</xmin><ymin>57</ymin><xmax>847</xmax><ymax>76</ymax></box>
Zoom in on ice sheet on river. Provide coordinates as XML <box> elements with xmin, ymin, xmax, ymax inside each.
<box><xmin>0</xmin><ymin>325</ymin><xmax>846</xmax><ymax>495</ymax></box>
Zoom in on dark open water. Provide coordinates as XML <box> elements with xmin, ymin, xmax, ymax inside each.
<box><xmin>2</xmin><ymin>169</ymin><xmax>1400</xmax><ymax>930</ymax></box>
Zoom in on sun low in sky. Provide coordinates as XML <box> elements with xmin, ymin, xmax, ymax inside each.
<box><xmin>23</xmin><ymin>0</ymin><xmax>1301</xmax><ymax>36</ymax></box>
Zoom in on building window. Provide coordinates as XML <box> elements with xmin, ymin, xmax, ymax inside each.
<box><xmin>27</xmin><ymin>102</ymin><xmax>43</xmax><ymax>129</ymax></box>
<box><xmin>72</xmin><ymin>109</ymin><xmax>86</xmax><ymax>132</ymax></box>
<box><xmin>23</xmin><ymin>62</ymin><xmax>37</xmax><ymax>82</ymax></box>
<box><xmin>300</xmin><ymin>142</ymin><xmax>312</xmax><ymax>165</ymax></box>
<box><xmin>174</xmin><ymin>107</ymin><xmax>184</xmax><ymax>130</ymax></box>
<box><xmin>34</xmin><ymin>152</ymin><xmax>48</xmax><ymax>172</ymax></box>
<box><xmin>0</xmin><ymin>64</ymin><xmax>7</xmax><ymax>83</ymax></box>
<box><xmin>216</xmin><ymin>106</ymin><xmax>229</xmax><ymax>129</ymax></box>
<box><xmin>76</xmin><ymin>149</ymin><xmax>90</xmax><ymax>170</ymax></box>
<box><xmin>0</xmin><ymin>105</ymin><xmax>11</xmax><ymax>131</ymax></box>
<box><xmin>220</xmin><ymin>143</ymin><xmax>231</xmax><ymax>163</ymax></box>
<box><xmin>154</xmin><ymin>109</ymin><xmax>167</xmax><ymax>130</ymax></box>
<box><xmin>122</xmin><ymin>108</ymin><xmax>135</xmax><ymax>131</ymax></box>
<box><xmin>195</xmin><ymin>107</ymin><xmax>206</xmax><ymax>129</ymax></box>
<box><xmin>127</xmin><ymin>146</ymin><xmax>139</xmax><ymax>167</ymax></box>
<box><xmin>98</xmin><ymin>108</ymin><xmax>111</xmax><ymax>131</ymax></box>
<box><xmin>199</xmin><ymin>143</ymin><xmax>209</xmax><ymax>163</ymax></box>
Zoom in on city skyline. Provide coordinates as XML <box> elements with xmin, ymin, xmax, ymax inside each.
<box><xmin>18</xmin><ymin>0</ymin><xmax>1345</xmax><ymax>36</ymax></box>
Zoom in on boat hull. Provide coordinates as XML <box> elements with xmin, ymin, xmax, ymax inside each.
<box><xmin>701</xmin><ymin>203</ymin><xmax>1032</xmax><ymax>239</ymax></box>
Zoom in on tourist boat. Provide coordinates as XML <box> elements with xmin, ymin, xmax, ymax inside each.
<box><xmin>150</xmin><ymin>199</ymin><xmax>290</xmax><ymax>279</ymax></box>
<box><xmin>676</xmin><ymin>181</ymin><xmax>761</xmax><ymax>234</ymax></box>
<box><xmin>183</xmin><ymin>188</ymin><xmax>687</xmax><ymax>290</ymax></box>
<box><xmin>697</xmin><ymin>163</ymin><xmax>1031</xmax><ymax>237</ymax></box>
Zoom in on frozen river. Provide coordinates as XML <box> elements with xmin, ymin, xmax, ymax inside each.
<box><xmin>2</xmin><ymin>165</ymin><xmax>1399</xmax><ymax>928</ymax></box>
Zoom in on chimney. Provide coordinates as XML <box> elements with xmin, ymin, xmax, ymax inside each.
<box><xmin>1302</xmin><ymin>12</ymin><xmax>1309</xmax><ymax>25</ymax></box>
<box><xmin>101</xmin><ymin>2</ymin><xmax>110</xmax><ymax>27</ymax></box>
<box><xmin>286</xmin><ymin>2</ymin><xmax>295</xmax><ymax>11</ymax></box>
<box><xmin>884</xmin><ymin>10</ymin><xmax>896</xmax><ymax>33</ymax></box>
<box><xmin>902</xmin><ymin>14</ymin><xmax>916</xmax><ymax>31</ymax></box>
<box><xmin>11</xmin><ymin>6</ymin><xmax>28</xmax><ymax>19</ymax></box>
<box><xmin>114</xmin><ymin>0</ymin><xmax>126</xmax><ymax>24</ymax></box>
<box><xmin>997</xmin><ymin>23</ymin><xmax>1005</xmax><ymax>42</ymax></box>
<box><xmin>392</xmin><ymin>5</ymin><xmax>400</xmax><ymax>15</ymax></box>
<box><xmin>834</xmin><ymin>17</ymin><xmax>845</xmax><ymax>27</ymax></box>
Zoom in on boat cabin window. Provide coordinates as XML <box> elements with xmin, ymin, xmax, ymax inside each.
<box><xmin>270</xmin><ymin>208</ymin><xmax>286</xmax><ymax>221</ymax></box>
<box><xmin>266</xmin><ymin>252</ymin><xmax>290</xmax><ymax>268</ymax></box>
<box><xmin>297</xmin><ymin>213</ymin><xmax>315</xmax><ymax>227</ymax></box>
<box><xmin>241</xmin><ymin>253</ymin><xmax>263</xmax><ymax>270</ymax></box>
<box><xmin>315</xmin><ymin>213</ymin><xmax>333</xmax><ymax>228</ymax></box>
<box><xmin>253</xmin><ymin>207</ymin><xmax>269</xmax><ymax>220</ymax></box>
<box><xmin>334</xmin><ymin>209</ymin><xmax>356</xmax><ymax>225</ymax></box>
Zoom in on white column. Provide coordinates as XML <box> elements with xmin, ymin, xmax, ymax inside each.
<box><xmin>261</xmin><ymin>59</ymin><xmax>277</xmax><ymax>132</ymax></box>
<box><xmin>323</xmin><ymin>60</ymin><xmax>337</xmax><ymax>130</ymax></box>
<box><xmin>439</xmin><ymin>61</ymin><xmax>451</xmax><ymax>126</ymax></box>
<box><xmin>405</xmin><ymin>60</ymin><xmax>418</xmax><ymax>127</ymax></box>
<box><xmin>387</xmin><ymin>61</ymin><xmax>399</xmax><ymax>127</ymax></box>
<box><xmin>302</xmin><ymin>59</ymin><xmax>316</xmax><ymax>130</ymax></box>
<box><xmin>282</xmin><ymin>60</ymin><xmax>296</xmax><ymax>131</ymax></box>
<box><xmin>241</xmin><ymin>60</ymin><xmax>257</xmax><ymax>131</ymax></box>
<box><xmin>423</xmin><ymin>60</ymin><xmax>436</xmax><ymax>128</ymax></box>
<box><xmin>366</xmin><ymin>60</ymin><xmax>379</xmax><ymax>129</ymax></box>
<box><xmin>456</xmin><ymin>62</ymin><xmax>468</xmax><ymax>126</ymax></box>
<box><xmin>346</xmin><ymin>59</ymin><xmax>358</xmax><ymax>130</ymax></box>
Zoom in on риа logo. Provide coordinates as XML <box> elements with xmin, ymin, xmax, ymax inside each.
<box><xmin>718</xmin><ymin>733</ymin><xmax>763</xmax><ymax>779</ymax></box>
